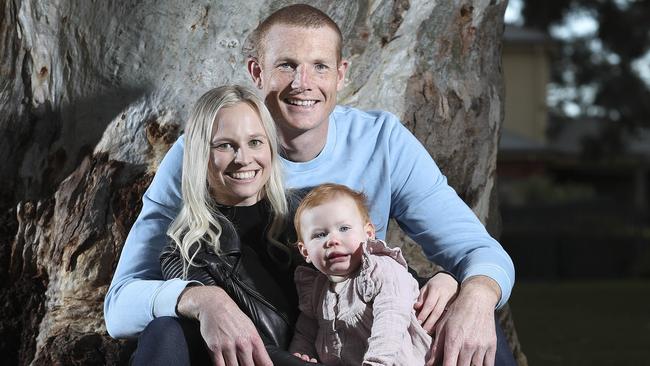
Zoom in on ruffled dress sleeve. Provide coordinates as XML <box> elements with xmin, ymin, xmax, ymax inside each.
<box><xmin>289</xmin><ymin>266</ymin><xmax>325</xmax><ymax>358</ymax></box>
<box><xmin>355</xmin><ymin>240</ymin><xmax>425</xmax><ymax>365</ymax></box>
<box><xmin>354</xmin><ymin>239</ymin><xmax>408</xmax><ymax>301</ymax></box>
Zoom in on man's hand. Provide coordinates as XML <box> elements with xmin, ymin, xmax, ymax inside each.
<box><xmin>426</xmin><ymin>275</ymin><xmax>500</xmax><ymax>366</ymax></box>
<box><xmin>414</xmin><ymin>271</ymin><xmax>459</xmax><ymax>332</ymax></box>
<box><xmin>177</xmin><ymin>285</ymin><xmax>272</xmax><ymax>366</ymax></box>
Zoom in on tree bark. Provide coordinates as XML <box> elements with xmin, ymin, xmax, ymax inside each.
<box><xmin>0</xmin><ymin>1</ymin><xmax>526</xmax><ymax>364</ymax></box>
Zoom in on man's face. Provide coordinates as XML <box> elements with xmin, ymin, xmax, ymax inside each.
<box><xmin>250</xmin><ymin>24</ymin><xmax>348</xmax><ymax>139</ymax></box>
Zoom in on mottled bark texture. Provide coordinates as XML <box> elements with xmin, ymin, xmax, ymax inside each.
<box><xmin>0</xmin><ymin>0</ymin><xmax>526</xmax><ymax>365</ymax></box>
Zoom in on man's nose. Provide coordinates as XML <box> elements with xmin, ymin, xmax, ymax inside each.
<box><xmin>233</xmin><ymin>147</ymin><xmax>251</xmax><ymax>165</ymax></box>
<box><xmin>291</xmin><ymin>65</ymin><xmax>311</xmax><ymax>90</ymax></box>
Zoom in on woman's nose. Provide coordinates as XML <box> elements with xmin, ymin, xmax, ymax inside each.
<box><xmin>233</xmin><ymin>147</ymin><xmax>251</xmax><ymax>165</ymax></box>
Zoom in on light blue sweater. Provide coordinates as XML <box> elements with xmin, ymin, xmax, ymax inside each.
<box><xmin>104</xmin><ymin>105</ymin><xmax>515</xmax><ymax>338</ymax></box>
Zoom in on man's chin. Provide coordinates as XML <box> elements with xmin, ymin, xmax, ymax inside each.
<box><xmin>278</xmin><ymin>115</ymin><xmax>324</xmax><ymax>133</ymax></box>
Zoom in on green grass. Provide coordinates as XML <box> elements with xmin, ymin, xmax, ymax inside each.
<box><xmin>509</xmin><ymin>280</ymin><xmax>650</xmax><ymax>366</ymax></box>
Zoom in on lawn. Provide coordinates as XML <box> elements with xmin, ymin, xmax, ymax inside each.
<box><xmin>509</xmin><ymin>280</ymin><xmax>650</xmax><ymax>366</ymax></box>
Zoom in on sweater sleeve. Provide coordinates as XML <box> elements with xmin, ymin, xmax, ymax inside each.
<box><xmin>362</xmin><ymin>256</ymin><xmax>422</xmax><ymax>366</ymax></box>
<box><xmin>103</xmin><ymin>136</ymin><xmax>195</xmax><ymax>339</ymax></box>
<box><xmin>386</xmin><ymin>117</ymin><xmax>515</xmax><ymax>308</ymax></box>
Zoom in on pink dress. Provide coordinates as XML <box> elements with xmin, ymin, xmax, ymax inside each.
<box><xmin>289</xmin><ymin>239</ymin><xmax>432</xmax><ymax>366</ymax></box>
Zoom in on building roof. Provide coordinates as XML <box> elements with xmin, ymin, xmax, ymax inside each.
<box><xmin>549</xmin><ymin>119</ymin><xmax>650</xmax><ymax>157</ymax></box>
<box><xmin>500</xmin><ymin>120</ymin><xmax>650</xmax><ymax>160</ymax></box>
<box><xmin>500</xmin><ymin>129</ymin><xmax>546</xmax><ymax>152</ymax></box>
<box><xmin>503</xmin><ymin>25</ymin><xmax>551</xmax><ymax>45</ymax></box>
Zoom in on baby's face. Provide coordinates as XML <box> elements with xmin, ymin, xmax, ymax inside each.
<box><xmin>297</xmin><ymin>195</ymin><xmax>374</xmax><ymax>282</ymax></box>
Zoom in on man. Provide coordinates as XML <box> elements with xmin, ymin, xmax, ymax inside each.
<box><xmin>104</xmin><ymin>4</ymin><xmax>515</xmax><ymax>366</ymax></box>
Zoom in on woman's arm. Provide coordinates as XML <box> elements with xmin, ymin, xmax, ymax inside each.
<box><xmin>160</xmin><ymin>243</ymin><xmax>214</xmax><ymax>285</ymax></box>
<box><xmin>177</xmin><ymin>285</ymin><xmax>273</xmax><ymax>366</ymax></box>
<box><xmin>160</xmin><ymin>241</ymin><xmax>274</xmax><ymax>365</ymax></box>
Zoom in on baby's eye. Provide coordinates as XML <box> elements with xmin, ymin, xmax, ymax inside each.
<box><xmin>339</xmin><ymin>225</ymin><xmax>351</xmax><ymax>232</ymax></box>
<box><xmin>312</xmin><ymin>231</ymin><xmax>327</xmax><ymax>239</ymax></box>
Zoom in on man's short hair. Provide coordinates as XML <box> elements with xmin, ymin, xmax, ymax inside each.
<box><xmin>243</xmin><ymin>4</ymin><xmax>343</xmax><ymax>63</ymax></box>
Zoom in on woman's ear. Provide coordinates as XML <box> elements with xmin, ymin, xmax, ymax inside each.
<box><xmin>297</xmin><ymin>242</ymin><xmax>310</xmax><ymax>263</ymax></box>
<box><xmin>365</xmin><ymin>222</ymin><xmax>376</xmax><ymax>239</ymax></box>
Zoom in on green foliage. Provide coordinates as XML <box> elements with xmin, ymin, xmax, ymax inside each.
<box><xmin>521</xmin><ymin>0</ymin><xmax>650</xmax><ymax>155</ymax></box>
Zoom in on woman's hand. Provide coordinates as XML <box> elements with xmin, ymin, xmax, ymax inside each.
<box><xmin>177</xmin><ymin>285</ymin><xmax>272</xmax><ymax>366</ymax></box>
<box><xmin>292</xmin><ymin>352</ymin><xmax>318</xmax><ymax>363</ymax></box>
<box><xmin>414</xmin><ymin>271</ymin><xmax>459</xmax><ymax>333</ymax></box>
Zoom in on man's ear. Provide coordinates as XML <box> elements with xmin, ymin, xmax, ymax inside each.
<box><xmin>297</xmin><ymin>242</ymin><xmax>310</xmax><ymax>263</ymax></box>
<box><xmin>365</xmin><ymin>222</ymin><xmax>376</xmax><ymax>240</ymax></box>
<box><xmin>336</xmin><ymin>59</ymin><xmax>349</xmax><ymax>91</ymax></box>
<box><xmin>247</xmin><ymin>57</ymin><xmax>263</xmax><ymax>89</ymax></box>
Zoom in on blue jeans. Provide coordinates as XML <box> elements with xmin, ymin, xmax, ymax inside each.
<box><xmin>131</xmin><ymin>316</ymin><xmax>517</xmax><ymax>365</ymax></box>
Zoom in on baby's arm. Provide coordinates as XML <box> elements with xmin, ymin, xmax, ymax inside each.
<box><xmin>363</xmin><ymin>257</ymin><xmax>428</xmax><ymax>365</ymax></box>
<box><xmin>289</xmin><ymin>312</ymin><xmax>319</xmax><ymax>363</ymax></box>
<box><xmin>290</xmin><ymin>266</ymin><xmax>325</xmax><ymax>363</ymax></box>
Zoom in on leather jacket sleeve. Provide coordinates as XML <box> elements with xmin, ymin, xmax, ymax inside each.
<box><xmin>160</xmin><ymin>245</ymin><xmax>215</xmax><ymax>286</ymax></box>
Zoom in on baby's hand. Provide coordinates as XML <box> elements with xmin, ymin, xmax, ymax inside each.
<box><xmin>292</xmin><ymin>352</ymin><xmax>318</xmax><ymax>363</ymax></box>
<box><xmin>413</xmin><ymin>271</ymin><xmax>459</xmax><ymax>334</ymax></box>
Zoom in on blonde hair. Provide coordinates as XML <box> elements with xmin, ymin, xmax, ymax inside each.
<box><xmin>168</xmin><ymin>85</ymin><xmax>289</xmax><ymax>276</ymax></box>
<box><xmin>294</xmin><ymin>183</ymin><xmax>371</xmax><ymax>243</ymax></box>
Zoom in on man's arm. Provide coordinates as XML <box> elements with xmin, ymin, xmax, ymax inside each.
<box><xmin>386</xmin><ymin>117</ymin><xmax>514</xmax><ymax>307</ymax></box>
<box><xmin>104</xmin><ymin>137</ymin><xmax>189</xmax><ymax>338</ymax></box>
<box><xmin>385</xmin><ymin>117</ymin><xmax>514</xmax><ymax>365</ymax></box>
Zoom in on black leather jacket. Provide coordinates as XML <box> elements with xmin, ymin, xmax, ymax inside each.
<box><xmin>160</xmin><ymin>224</ymin><xmax>321</xmax><ymax>366</ymax></box>
<box><xmin>161</xmin><ymin>232</ymin><xmax>295</xmax><ymax>343</ymax></box>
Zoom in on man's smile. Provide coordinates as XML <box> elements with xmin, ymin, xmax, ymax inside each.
<box><xmin>285</xmin><ymin>98</ymin><xmax>318</xmax><ymax>107</ymax></box>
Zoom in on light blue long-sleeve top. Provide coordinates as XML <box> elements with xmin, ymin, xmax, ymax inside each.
<box><xmin>104</xmin><ymin>105</ymin><xmax>515</xmax><ymax>338</ymax></box>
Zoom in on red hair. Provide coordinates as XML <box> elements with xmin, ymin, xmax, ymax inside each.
<box><xmin>243</xmin><ymin>4</ymin><xmax>343</xmax><ymax>62</ymax></box>
<box><xmin>294</xmin><ymin>183</ymin><xmax>371</xmax><ymax>242</ymax></box>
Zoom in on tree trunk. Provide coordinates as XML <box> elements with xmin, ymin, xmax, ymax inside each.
<box><xmin>0</xmin><ymin>1</ymin><xmax>526</xmax><ymax>365</ymax></box>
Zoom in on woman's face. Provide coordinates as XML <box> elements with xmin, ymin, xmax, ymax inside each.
<box><xmin>207</xmin><ymin>102</ymin><xmax>272</xmax><ymax>206</ymax></box>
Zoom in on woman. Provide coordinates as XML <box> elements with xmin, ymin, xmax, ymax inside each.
<box><xmin>133</xmin><ymin>85</ymin><xmax>318</xmax><ymax>365</ymax></box>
